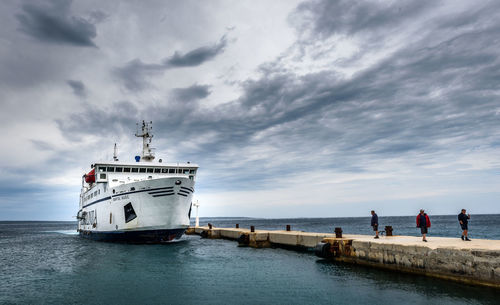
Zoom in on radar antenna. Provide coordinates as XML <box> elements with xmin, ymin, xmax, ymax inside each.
<box><xmin>135</xmin><ymin>120</ymin><xmax>155</xmax><ymax>162</ymax></box>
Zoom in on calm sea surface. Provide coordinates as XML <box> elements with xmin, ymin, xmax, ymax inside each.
<box><xmin>1</xmin><ymin>215</ymin><xmax>499</xmax><ymax>305</ymax></box>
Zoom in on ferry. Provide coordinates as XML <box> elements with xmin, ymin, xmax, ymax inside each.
<box><xmin>76</xmin><ymin>121</ymin><xmax>198</xmax><ymax>243</ymax></box>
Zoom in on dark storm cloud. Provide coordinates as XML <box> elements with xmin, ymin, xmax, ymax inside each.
<box><xmin>291</xmin><ymin>0</ymin><xmax>432</xmax><ymax>38</ymax></box>
<box><xmin>114</xmin><ymin>35</ymin><xmax>227</xmax><ymax>91</ymax></box>
<box><xmin>113</xmin><ymin>59</ymin><xmax>164</xmax><ymax>91</ymax></box>
<box><xmin>67</xmin><ymin>80</ymin><xmax>87</xmax><ymax>97</ymax></box>
<box><xmin>16</xmin><ymin>0</ymin><xmax>97</xmax><ymax>47</ymax></box>
<box><xmin>56</xmin><ymin>100</ymin><xmax>140</xmax><ymax>141</ymax></box>
<box><xmin>171</xmin><ymin>84</ymin><xmax>211</xmax><ymax>101</ymax></box>
<box><xmin>164</xmin><ymin>35</ymin><xmax>227</xmax><ymax>67</ymax></box>
<box><xmin>58</xmin><ymin>0</ymin><xmax>500</xmax><ymax>188</ymax></box>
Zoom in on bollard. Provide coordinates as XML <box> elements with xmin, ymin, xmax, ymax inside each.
<box><xmin>250</xmin><ymin>226</ymin><xmax>255</xmax><ymax>232</ymax></box>
<box><xmin>236</xmin><ymin>224</ymin><xmax>239</xmax><ymax>228</ymax></box>
<box><xmin>286</xmin><ymin>225</ymin><xmax>291</xmax><ymax>231</ymax></box>
<box><xmin>208</xmin><ymin>223</ymin><xmax>212</xmax><ymax>230</ymax></box>
<box><xmin>334</xmin><ymin>227</ymin><xmax>343</xmax><ymax>238</ymax></box>
<box><xmin>385</xmin><ymin>226</ymin><xmax>393</xmax><ymax>236</ymax></box>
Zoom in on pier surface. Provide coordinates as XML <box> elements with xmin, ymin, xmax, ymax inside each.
<box><xmin>186</xmin><ymin>226</ymin><xmax>500</xmax><ymax>288</ymax></box>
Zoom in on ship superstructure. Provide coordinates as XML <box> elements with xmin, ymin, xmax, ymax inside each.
<box><xmin>77</xmin><ymin>121</ymin><xmax>198</xmax><ymax>243</ymax></box>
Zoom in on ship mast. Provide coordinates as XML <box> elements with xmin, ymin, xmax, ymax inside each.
<box><xmin>135</xmin><ymin>120</ymin><xmax>155</xmax><ymax>162</ymax></box>
<box><xmin>193</xmin><ymin>200</ymin><xmax>200</xmax><ymax>227</ymax></box>
<box><xmin>113</xmin><ymin>143</ymin><xmax>119</xmax><ymax>161</ymax></box>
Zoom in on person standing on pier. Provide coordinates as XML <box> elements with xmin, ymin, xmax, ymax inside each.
<box><xmin>458</xmin><ymin>209</ymin><xmax>471</xmax><ymax>241</ymax></box>
<box><xmin>416</xmin><ymin>209</ymin><xmax>431</xmax><ymax>242</ymax></box>
<box><xmin>371</xmin><ymin>210</ymin><xmax>379</xmax><ymax>239</ymax></box>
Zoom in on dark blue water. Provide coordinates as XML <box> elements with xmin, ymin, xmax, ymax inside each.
<box><xmin>1</xmin><ymin>215</ymin><xmax>499</xmax><ymax>305</ymax></box>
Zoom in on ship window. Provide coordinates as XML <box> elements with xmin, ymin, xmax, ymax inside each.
<box><xmin>189</xmin><ymin>176</ymin><xmax>194</xmax><ymax>180</ymax></box>
<box><xmin>161</xmin><ymin>168</ymin><xmax>168</xmax><ymax>173</ymax></box>
<box><xmin>147</xmin><ymin>168</ymin><xmax>154</xmax><ymax>173</ymax></box>
<box><xmin>154</xmin><ymin>168</ymin><xmax>161</xmax><ymax>173</ymax></box>
<box><xmin>169</xmin><ymin>168</ymin><xmax>175</xmax><ymax>173</ymax></box>
<box><xmin>131</xmin><ymin>168</ymin><xmax>138</xmax><ymax>173</ymax></box>
<box><xmin>100</xmin><ymin>173</ymin><xmax>106</xmax><ymax>179</ymax></box>
<box><xmin>99</xmin><ymin>167</ymin><xmax>105</xmax><ymax>172</ymax></box>
<box><xmin>107</xmin><ymin>167</ymin><xmax>115</xmax><ymax>172</ymax></box>
<box><xmin>189</xmin><ymin>169</ymin><xmax>196</xmax><ymax>174</ymax></box>
<box><xmin>91</xmin><ymin>193</ymin><xmax>93</xmax><ymax>198</ymax></box>
<box><xmin>115</xmin><ymin>167</ymin><xmax>123</xmax><ymax>172</ymax></box>
<box><xmin>183</xmin><ymin>169</ymin><xmax>190</xmax><ymax>174</ymax></box>
<box><xmin>123</xmin><ymin>167</ymin><xmax>131</xmax><ymax>173</ymax></box>
<box><xmin>139</xmin><ymin>168</ymin><xmax>146</xmax><ymax>173</ymax></box>
<box><xmin>130</xmin><ymin>187</ymin><xmax>135</xmax><ymax>191</ymax></box>
<box><xmin>94</xmin><ymin>191</ymin><xmax>97</xmax><ymax>196</ymax></box>
<box><xmin>124</xmin><ymin>202</ymin><xmax>137</xmax><ymax>223</ymax></box>
<box><xmin>98</xmin><ymin>190</ymin><xmax>100</xmax><ymax>195</ymax></box>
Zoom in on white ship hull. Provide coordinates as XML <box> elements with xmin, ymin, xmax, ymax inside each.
<box><xmin>78</xmin><ymin>177</ymin><xmax>194</xmax><ymax>243</ymax></box>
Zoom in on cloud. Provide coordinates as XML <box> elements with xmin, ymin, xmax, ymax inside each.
<box><xmin>16</xmin><ymin>0</ymin><xmax>98</xmax><ymax>47</ymax></box>
<box><xmin>67</xmin><ymin>80</ymin><xmax>87</xmax><ymax>97</ymax></box>
<box><xmin>3</xmin><ymin>0</ymin><xmax>500</xmax><ymax>219</ymax></box>
<box><xmin>56</xmin><ymin>100</ymin><xmax>140</xmax><ymax>141</ymax></box>
<box><xmin>87</xmin><ymin>10</ymin><xmax>109</xmax><ymax>24</ymax></box>
<box><xmin>74</xmin><ymin>0</ymin><xmax>500</xmax><ymax>192</ymax></box>
<box><xmin>112</xmin><ymin>59</ymin><xmax>164</xmax><ymax>91</ymax></box>
<box><xmin>164</xmin><ymin>35</ymin><xmax>227</xmax><ymax>67</ymax></box>
<box><xmin>113</xmin><ymin>35</ymin><xmax>228</xmax><ymax>90</ymax></box>
<box><xmin>171</xmin><ymin>84</ymin><xmax>211</xmax><ymax>101</ymax></box>
<box><xmin>290</xmin><ymin>0</ymin><xmax>432</xmax><ymax>39</ymax></box>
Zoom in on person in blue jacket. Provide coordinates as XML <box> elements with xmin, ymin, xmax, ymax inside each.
<box><xmin>371</xmin><ymin>210</ymin><xmax>379</xmax><ymax>239</ymax></box>
<box><xmin>458</xmin><ymin>209</ymin><xmax>471</xmax><ymax>241</ymax></box>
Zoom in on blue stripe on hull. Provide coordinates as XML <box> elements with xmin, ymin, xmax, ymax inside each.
<box><xmin>78</xmin><ymin>228</ymin><xmax>186</xmax><ymax>243</ymax></box>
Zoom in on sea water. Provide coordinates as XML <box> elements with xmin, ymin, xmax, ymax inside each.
<box><xmin>1</xmin><ymin>215</ymin><xmax>499</xmax><ymax>305</ymax></box>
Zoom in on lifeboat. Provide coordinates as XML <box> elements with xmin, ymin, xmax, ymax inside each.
<box><xmin>85</xmin><ymin>168</ymin><xmax>95</xmax><ymax>183</ymax></box>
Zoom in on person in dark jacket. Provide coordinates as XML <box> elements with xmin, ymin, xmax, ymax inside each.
<box><xmin>458</xmin><ymin>209</ymin><xmax>471</xmax><ymax>241</ymax></box>
<box><xmin>416</xmin><ymin>209</ymin><xmax>431</xmax><ymax>242</ymax></box>
<box><xmin>371</xmin><ymin>210</ymin><xmax>379</xmax><ymax>239</ymax></box>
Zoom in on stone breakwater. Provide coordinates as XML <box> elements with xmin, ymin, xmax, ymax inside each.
<box><xmin>186</xmin><ymin>226</ymin><xmax>500</xmax><ymax>288</ymax></box>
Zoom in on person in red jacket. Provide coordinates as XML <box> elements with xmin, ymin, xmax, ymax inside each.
<box><xmin>416</xmin><ymin>209</ymin><xmax>431</xmax><ymax>242</ymax></box>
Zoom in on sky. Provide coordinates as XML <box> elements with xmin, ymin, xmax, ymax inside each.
<box><xmin>1</xmin><ymin>0</ymin><xmax>499</xmax><ymax>220</ymax></box>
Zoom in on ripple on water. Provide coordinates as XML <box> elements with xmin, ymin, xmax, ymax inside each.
<box><xmin>0</xmin><ymin>219</ymin><xmax>499</xmax><ymax>305</ymax></box>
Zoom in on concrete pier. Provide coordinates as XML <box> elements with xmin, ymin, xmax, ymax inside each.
<box><xmin>185</xmin><ymin>226</ymin><xmax>500</xmax><ymax>288</ymax></box>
